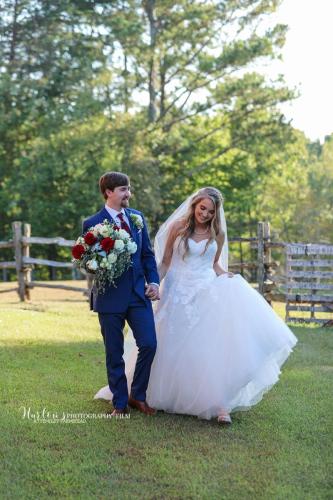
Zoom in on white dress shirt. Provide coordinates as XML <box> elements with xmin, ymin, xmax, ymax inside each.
<box><xmin>104</xmin><ymin>205</ymin><xmax>130</xmax><ymax>228</ymax></box>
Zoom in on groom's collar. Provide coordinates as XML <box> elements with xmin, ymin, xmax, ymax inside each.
<box><xmin>104</xmin><ymin>204</ymin><xmax>125</xmax><ymax>220</ymax></box>
<box><xmin>100</xmin><ymin>206</ymin><xmax>136</xmax><ymax>239</ymax></box>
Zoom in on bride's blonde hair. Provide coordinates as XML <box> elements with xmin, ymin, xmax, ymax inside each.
<box><xmin>177</xmin><ymin>187</ymin><xmax>224</xmax><ymax>259</ymax></box>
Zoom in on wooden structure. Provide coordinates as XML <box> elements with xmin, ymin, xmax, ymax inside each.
<box><xmin>1</xmin><ymin>221</ymin><xmax>270</xmax><ymax>301</ymax></box>
<box><xmin>0</xmin><ymin>222</ymin><xmax>89</xmax><ymax>300</ymax></box>
<box><xmin>285</xmin><ymin>243</ymin><xmax>333</xmax><ymax>325</ymax></box>
<box><xmin>0</xmin><ymin>221</ymin><xmax>332</xmax><ymax>327</ymax></box>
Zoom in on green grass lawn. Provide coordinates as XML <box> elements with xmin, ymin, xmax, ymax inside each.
<box><xmin>0</xmin><ymin>283</ymin><xmax>332</xmax><ymax>499</ymax></box>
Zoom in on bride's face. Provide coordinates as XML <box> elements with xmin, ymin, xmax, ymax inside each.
<box><xmin>194</xmin><ymin>197</ymin><xmax>215</xmax><ymax>225</ymax></box>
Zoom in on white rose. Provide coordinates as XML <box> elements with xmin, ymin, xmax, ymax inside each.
<box><xmin>99</xmin><ymin>225</ymin><xmax>110</xmax><ymax>237</ymax></box>
<box><xmin>92</xmin><ymin>224</ymin><xmax>103</xmax><ymax>237</ymax></box>
<box><xmin>117</xmin><ymin>229</ymin><xmax>129</xmax><ymax>240</ymax></box>
<box><xmin>114</xmin><ymin>240</ymin><xmax>125</xmax><ymax>251</ymax></box>
<box><xmin>127</xmin><ymin>241</ymin><xmax>137</xmax><ymax>254</ymax></box>
<box><xmin>87</xmin><ymin>259</ymin><xmax>98</xmax><ymax>271</ymax></box>
<box><xmin>76</xmin><ymin>236</ymin><xmax>85</xmax><ymax>245</ymax></box>
<box><xmin>100</xmin><ymin>258</ymin><xmax>108</xmax><ymax>269</ymax></box>
<box><xmin>108</xmin><ymin>253</ymin><xmax>117</xmax><ymax>263</ymax></box>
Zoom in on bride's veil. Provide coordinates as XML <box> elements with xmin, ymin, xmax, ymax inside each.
<box><xmin>154</xmin><ymin>188</ymin><xmax>228</xmax><ymax>271</ymax></box>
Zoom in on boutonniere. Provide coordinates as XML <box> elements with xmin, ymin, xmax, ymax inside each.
<box><xmin>130</xmin><ymin>213</ymin><xmax>144</xmax><ymax>230</ymax></box>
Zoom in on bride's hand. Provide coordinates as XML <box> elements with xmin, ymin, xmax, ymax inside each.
<box><xmin>213</xmin><ymin>261</ymin><xmax>233</xmax><ymax>278</ymax></box>
<box><xmin>219</xmin><ymin>271</ymin><xmax>234</xmax><ymax>278</ymax></box>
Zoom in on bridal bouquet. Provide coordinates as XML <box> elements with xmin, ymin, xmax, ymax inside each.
<box><xmin>72</xmin><ymin>219</ymin><xmax>137</xmax><ymax>293</ymax></box>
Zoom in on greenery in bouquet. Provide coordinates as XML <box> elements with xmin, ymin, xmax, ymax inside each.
<box><xmin>72</xmin><ymin>219</ymin><xmax>137</xmax><ymax>293</ymax></box>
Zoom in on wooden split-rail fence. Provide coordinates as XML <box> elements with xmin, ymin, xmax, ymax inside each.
<box><xmin>0</xmin><ymin>222</ymin><xmax>88</xmax><ymax>301</ymax></box>
<box><xmin>284</xmin><ymin>243</ymin><xmax>333</xmax><ymax>325</ymax></box>
<box><xmin>0</xmin><ymin>221</ymin><xmax>332</xmax><ymax>325</ymax></box>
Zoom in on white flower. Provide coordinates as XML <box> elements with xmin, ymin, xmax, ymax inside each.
<box><xmin>87</xmin><ymin>259</ymin><xmax>98</xmax><ymax>271</ymax></box>
<box><xmin>100</xmin><ymin>258</ymin><xmax>108</xmax><ymax>269</ymax></box>
<box><xmin>108</xmin><ymin>253</ymin><xmax>117</xmax><ymax>264</ymax></box>
<box><xmin>92</xmin><ymin>224</ymin><xmax>103</xmax><ymax>237</ymax></box>
<box><xmin>127</xmin><ymin>241</ymin><xmax>137</xmax><ymax>254</ymax></box>
<box><xmin>116</xmin><ymin>229</ymin><xmax>129</xmax><ymax>240</ymax></box>
<box><xmin>99</xmin><ymin>225</ymin><xmax>110</xmax><ymax>237</ymax></box>
<box><xmin>76</xmin><ymin>236</ymin><xmax>85</xmax><ymax>245</ymax></box>
<box><xmin>114</xmin><ymin>240</ymin><xmax>125</xmax><ymax>251</ymax></box>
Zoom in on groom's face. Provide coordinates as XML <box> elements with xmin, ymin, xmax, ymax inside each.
<box><xmin>106</xmin><ymin>185</ymin><xmax>131</xmax><ymax>208</ymax></box>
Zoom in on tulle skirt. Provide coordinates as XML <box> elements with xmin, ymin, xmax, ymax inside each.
<box><xmin>95</xmin><ymin>274</ymin><xmax>297</xmax><ymax>420</ymax></box>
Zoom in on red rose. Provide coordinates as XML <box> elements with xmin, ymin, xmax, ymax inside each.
<box><xmin>84</xmin><ymin>231</ymin><xmax>97</xmax><ymax>245</ymax></box>
<box><xmin>101</xmin><ymin>237</ymin><xmax>115</xmax><ymax>252</ymax></box>
<box><xmin>72</xmin><ymin>244</ymin><xmax>85</xmax><ymax>259</ymax></box>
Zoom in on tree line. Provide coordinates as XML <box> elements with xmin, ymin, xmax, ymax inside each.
<box><xmin>0</xmin><ymin>0</ymin><xmax>332</xmax><ymax>273</ymax></box>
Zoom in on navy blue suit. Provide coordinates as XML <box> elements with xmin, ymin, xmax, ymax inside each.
<box><xmin>83</xmin><ymin>207</ymin><xmax>159</xmax><ymax>409</ymax></box>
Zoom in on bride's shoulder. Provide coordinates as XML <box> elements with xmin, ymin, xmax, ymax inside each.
<box><xmin>168</xmin><ymin>219</ymin><xmax>185</xmax><ymax>235</ymax></box>
<box><xmin>164</xmin><ymin>219</ymin><xmax>184</xmax><ymax>250</ymax></box>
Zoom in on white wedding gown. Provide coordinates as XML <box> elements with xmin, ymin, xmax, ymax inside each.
<box><xmin>95</xmin><ymin>237</ymin><xmax>297</xmax><ymax>419</ymax></box>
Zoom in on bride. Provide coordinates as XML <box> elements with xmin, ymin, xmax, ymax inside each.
<box><xmin>95</xmin><ymin>187</ymin><xmax>297</xmax><ymax>424</ymax></box>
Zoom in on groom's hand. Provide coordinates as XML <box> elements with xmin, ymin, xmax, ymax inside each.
<box><xmin>145</xmin><ymin>283</ymin><xmax>160</xmax><ymax>301</ymax></box>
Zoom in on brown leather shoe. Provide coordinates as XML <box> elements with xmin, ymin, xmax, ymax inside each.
<box><xmin>128</xmin><ymin>396</ymin><xmax>156</xmax><ymax>415</ymax></box>
<box><xmin>109</xmin><ymin>407</ymin><xmax>129</xmax><ymax>417</ymax></box>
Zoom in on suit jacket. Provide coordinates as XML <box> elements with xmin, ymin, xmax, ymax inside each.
<box><xmin>82</xmin><ymin>207</ymin><xmax>159</xmax><ymax>313</ymax></box>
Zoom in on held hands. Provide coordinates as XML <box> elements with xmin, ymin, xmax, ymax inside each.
<box><xmin>145</xmin><ymin>283</ymin><xmax>160</xmax><ymax>301</ymax></box>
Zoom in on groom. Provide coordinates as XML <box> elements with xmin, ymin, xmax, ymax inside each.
<box><xmin>82</xmin><ymin>171</ymin><xmax>160</xmax><ymax>416</ymax></box>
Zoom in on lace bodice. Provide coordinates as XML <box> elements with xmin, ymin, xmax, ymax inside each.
<box><xmin>155</xmin><ymin>237</ymin><xmax>219</xmax><ymax>329</ymax></box>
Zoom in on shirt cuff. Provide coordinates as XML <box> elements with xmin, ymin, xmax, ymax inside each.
<box><xmin>149</xmin><ymin>282</ymin><xmax>159</xmax><ymax>287</ymax></box>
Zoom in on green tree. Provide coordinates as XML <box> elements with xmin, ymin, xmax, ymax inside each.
<box><xmin>0</xmin><ymin>0</ymin><xmax>306</xmax><ymax>253</ymax></box>
<box><xmin>95</xmin><ymin>0</ymin><xmax>294</xmax><ymax>232</ymax></box>
<box><xmin>256</xmin><ymin>131</ymin><xmax>333</xmax><ymax>243</ymax></box>
<box><xmin>0</xmin><ymin>0</ymin><xmax>106</xmax><ymax>236</ymax></box>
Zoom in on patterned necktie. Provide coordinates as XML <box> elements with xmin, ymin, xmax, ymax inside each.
<box><xmin>117</xmin><ymin>213</ymin><xmax>131</xmax><ymax>234</ymax></box>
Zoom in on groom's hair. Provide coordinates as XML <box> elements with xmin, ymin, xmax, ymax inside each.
<box><xmin>99</xmin><ymin>172</ymin><xmax>130</xmax><ymax>199</ymax></box>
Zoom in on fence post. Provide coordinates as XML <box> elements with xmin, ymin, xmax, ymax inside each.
<box><xmin>263</xmin><ymin>222</ymin><xmax>271</xmax><ymax>268</ymax></box>
<box><xmin>23</xmin><ymin>223</ymin><xmax>32</xmax><ymax>300</ymax></box>
<box><xmin>257</xmin><ymin>221</ymin><xmax>271</xmax><ymax>296</ymax></box>
<box><xmin>285</xmin><ymin>245</ymin><xmax>290</xmax><ymax>322</ymax></box>
<box><xmin>239</xmin><ymin>240</ymin><xmax>244</xmax><ymax>277</ymax></box>
<box><xmin>13</xmin><ymin>221</ymin><xmax>25</xmax><ymax>301</ymax></box>
<box><xmin>257</xmin><ymin>222</ymin><xmax>264</xmax><ymax>295</ymax></box>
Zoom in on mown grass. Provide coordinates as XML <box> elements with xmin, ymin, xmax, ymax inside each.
<box><xmin>0</xmin><ymin>282</ymin><xmax>332</xmax><ymax>499</ymax></box>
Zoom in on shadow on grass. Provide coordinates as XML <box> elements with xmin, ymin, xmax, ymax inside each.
<box><xmin>1</xmin><ymin>325</ymin><xmax>332</xmax><ymax>418</ymax></box>
<box><xmin>0</xmin><ymin>327</ymin><xmax>332</xmax><ymax>498</ymax></box>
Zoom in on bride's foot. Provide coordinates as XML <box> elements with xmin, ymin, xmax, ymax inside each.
<box><xmin>217</xmin><ymin>412</ymin><xmax>232</xmax><ymax>425</ymax></box>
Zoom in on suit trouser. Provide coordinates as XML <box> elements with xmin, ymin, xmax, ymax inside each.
<box><xmin>98</xmin><ymin>292</ymin><xmax>157</xmax><ymax>409</ymax></box>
